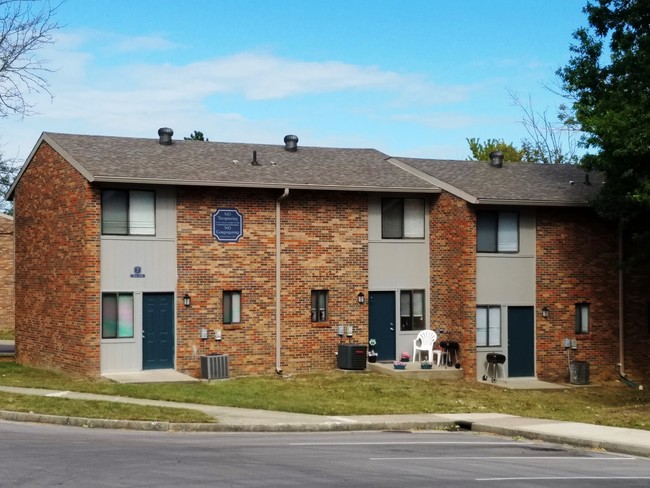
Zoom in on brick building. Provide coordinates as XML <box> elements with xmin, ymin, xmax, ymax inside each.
<box><xmin>0</xmin><ymin>214</ymin><xmax>14</xmax><ymax>335</ymax></box>
<box><xmin>7</xmin><ymin>129</ymin><xmax>649</xmax><ymax>384</ymax></box>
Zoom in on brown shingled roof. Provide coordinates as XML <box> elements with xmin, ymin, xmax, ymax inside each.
<box><xmin>395</xmin><ymin>157</ymin><xmax>604</xmax><ymax>206</ymax></box>
<box><xmin>40</xmin><ymin>132</ymin><xmax>440</xmax><ymax>193</ymax></box>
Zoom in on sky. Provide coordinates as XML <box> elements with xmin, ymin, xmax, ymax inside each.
<box><xmin>0</xmin><ymin>0</ymin><xmax>590</xmax><ymax>165</ymax></box>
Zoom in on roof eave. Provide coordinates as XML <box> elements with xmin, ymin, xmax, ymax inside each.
<box><xmin>6</xmin><ymin>132</ymin><xmax>95</xmax><ymax>201</ymax></box>
<box><xmin>475</xmin><ymin>198</ymin><xmax>594</xmax><ymax>207</ymax></box>
<box><xmin>91</xmin><ymin>176</ymin><xmax>442</xmax><ymax>194</ymax></box>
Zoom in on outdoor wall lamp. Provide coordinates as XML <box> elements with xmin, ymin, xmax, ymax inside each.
<box><xmin>542</xmin><ymin>306</ymin><xmax>549</xmax><ymax>319</ymax></box>
<box><xmin>346</xmin><ymin>326</ymin><xmax>353</xmax><ymax>338</ymax></box>
<box><xmin>357</xmin><ymin>292</ymin><xmax>365</xmax><ymax>304</ymax></box>
<box><xmin>183</xmin><ymin>294</ymin><xmax>191</xmax><ymax>307</ymax></box>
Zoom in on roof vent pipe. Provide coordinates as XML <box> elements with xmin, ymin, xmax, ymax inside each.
<box><xmin>158</xmin><ymin>127</ymin><xmax>174</xmax><ymax>145</ymax></box>
<box><xmin>284</xmin><ymin>134</ymin><xmax>299</xmax><ymax>152</ymax></box>
<box><xmin>489</xmin><ymin>150</ymin><xmax>504</xmax><ymax>168</ymax></box>
<box><xmin>251</xmin><ymin>150</ymin><xmax>260</xmax><ymax>166</ymax></box>
<box><xmin>584</xmin><ymin>173</ymin><xmax>591</xmax><ymax>185</ymax></box>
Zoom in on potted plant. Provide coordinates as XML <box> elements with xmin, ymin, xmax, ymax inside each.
<box><xmin>368</xmin><ymin>338</ymin><xmax>379</xmax><ymax>363</ymax></box>
<box><xmin>420</xmin><ymin>360</ymin><xmax>433</xmax><ymax>369</ymax></box>
<box><xmin>399</xmin><ymin>351</ymin><xmax>411</xmax><ymax>362</ymax></box>
<box><xmin>393</xmin><ymin>361</ymin><xmax>407</xmax><ymax>370</ymax></box>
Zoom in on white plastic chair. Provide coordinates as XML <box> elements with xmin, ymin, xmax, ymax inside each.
<box><xmin>412</xmin><ymin>329</ymin><xmax>442</xmax><ymax>365</ymax></box>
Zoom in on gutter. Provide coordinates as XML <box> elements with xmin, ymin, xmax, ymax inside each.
<box><xmin>275</xmin><ymin>188</ymin><xmax>290</xmax><ymax>374</ymax></box>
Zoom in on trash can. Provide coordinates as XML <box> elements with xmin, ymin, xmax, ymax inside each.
<box><xmin>569</xmin><ymin>361</ymin><xmax>589</xmax><ymax>385</ymax></box>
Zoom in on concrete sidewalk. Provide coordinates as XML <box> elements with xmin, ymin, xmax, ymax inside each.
<box><xmin>1</xmin><ymin>385</ymin><xmax>649</xmax><ymax>457</ymax></box>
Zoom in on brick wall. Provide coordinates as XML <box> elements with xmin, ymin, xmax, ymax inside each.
<box><xmin>430</xmin><ymin>192</ymin><xmax>477</xmax><ymax>378</ymax></box>
<box><xmin>13</xmin><ymin>142</ymin><xmax>101</xmax><ymax>376</ymax></box>
<box><xmin>176</xmin><ymin>187</ymin><xmax>368</xmax><ymax>377</ymax></box>
<box><xmin>0</xmin><ymin>215</ymin><xmax>14</xmax><ymax>335</ymax></box>
<box><xmin>536</xmin><ymin>207</ymin><xmax>619</xmax><ymax>383</ymax></box>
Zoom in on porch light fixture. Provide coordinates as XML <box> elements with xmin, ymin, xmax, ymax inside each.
<box><xmin>542</xmin><ymin>306</ymin><xmax>549</xmax><ymax>319</ymax></box>
<box><xmin>183</xmin><ymin>294</ymin><xmax>191</xmax><ymax>307</ymax></box>
<box><xmin>357</xmin><ymin>292</ymin><xmax>365</xmax><ymax>304</ymax></box>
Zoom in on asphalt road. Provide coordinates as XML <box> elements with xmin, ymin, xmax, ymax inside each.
<box><xmin>1</xmin><ymin>421</ymin><xmax>649</xmax><ymax>487</ymax></box>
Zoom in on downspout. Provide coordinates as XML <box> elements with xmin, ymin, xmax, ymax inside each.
<box><xmin>275</xmin><ymin>188</ymin><xmax>290</xmax><ymax>374</ymax></box>
<box><xmin>618</xmin><ymin>223</ymin><xmax>625</xmax><ymax>376</ymax></box>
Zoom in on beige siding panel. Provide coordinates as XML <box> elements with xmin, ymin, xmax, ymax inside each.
<box><xmin>100</xmin><ymin>239</ymin><xmax>177</xmax><ymax>291</ymax></box>
<box><xmin>100</xmin><ymin>293</ymin><xmax>143</xmax><ymax>373</ymax></box>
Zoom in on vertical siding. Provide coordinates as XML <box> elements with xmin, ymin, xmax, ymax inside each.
<box><xmin>99</xmin><ymin>187</ymin><xmax>177</xmax><ymax>373</ymax></box>
<box><xmin>368</xmin><ymin>195</ymin><xmax>430</xmax><ymax>354</ymax></box>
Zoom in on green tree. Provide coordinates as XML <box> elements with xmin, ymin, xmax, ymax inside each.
<box><xmin>184</xmin><ymin>130</ymin><xmax>208</xmax><ymax>141</ymax></box>
<box><xmin>1</xmin><ymin>0</ymin><xmax>61</xmax><ymax>214</ymax></box>
<box><xmin>0</xmin><ymin>156</ymin><xmax>18</xmax><ymax>214</ymax></box>
<box><xmin>558</xmin><ymin>0</ymin><xmax>650</xmax><ymax>260</ymax></box>
<box><xmin>466</xmin><ymin>138</ymin><xmax>525</xmax><ymax>162</ymax></box>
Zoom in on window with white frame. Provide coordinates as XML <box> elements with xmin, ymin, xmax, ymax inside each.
<box><xmin>382</xmin><ymin>198</ymin><xmax>425</xmax><ymax>239</ymax></box>
<box><xmin>477</xmin><ymin>305</ymin><xmax>501</xmax><ymax>347</ymax></box>
<box><xmin>102</xmin><ymin>293</ymin><xmax>134</xmax><ymax>339</ymax></box>
<box><xmin>223</xmin><ymin>291</ymin><xmax>242</xmax><ymax>324</ymax></box>
<box><xmin>575</xmin><ymin>302</ymin><xmax>589</xmax><ymax>334</ymax></box>
<box><xmin>101</xmin><ymin>189</ymin><xmax>155</xmax><ymax>235</ymax></box>
<box><xmin>400</xmin><ymin>290</ymin><xmax>425</xmax><ymax>331</ymax></box>
<box><xmin>311</xmin><ymin>290</ymin><xmax>328</xmax><ymax>322</ymax></box>
<box><xmin>477</xmin><ymin>211</ymin><xmax>519</xmax><ymax>253</ymax></box>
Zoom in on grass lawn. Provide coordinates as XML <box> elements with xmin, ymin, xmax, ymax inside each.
<box><xmin>0</xmin><ymin>362</ymin><xmax>648</xmax><ymax>429</ymax></box>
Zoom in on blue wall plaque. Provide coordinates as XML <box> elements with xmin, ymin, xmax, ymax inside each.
<box><xmin>212</xmin><ymin>208</ymin><xmax>243</xmax><ymax>242</ymax></box>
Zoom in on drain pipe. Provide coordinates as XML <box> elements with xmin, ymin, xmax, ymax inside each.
<box><xmin>617</xmin><ymin>223</ymin><xmax>626</xmax><ymax>376</ymax></box>
<box><xmin>275</xmin><ymin>188</ymin><xmax>290</xmax><ymax>374</ymax></box>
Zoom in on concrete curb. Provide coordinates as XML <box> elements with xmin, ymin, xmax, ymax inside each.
<box><xmin>469</xmin><ymin>421</ymin><xmax>650</xmax><ymax>458</ymax></box>
<box><xmin>0</xmin><ymin>409</ymin><xmax>458</xmax><ymax>433</ymax></box>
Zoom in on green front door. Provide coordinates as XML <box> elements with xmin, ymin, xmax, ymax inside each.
<box><xmin>369</xmin><ymin>291</ymin><xmax>396</xmax><ymax>361</ymax></box>
<box><xmin>142</xmin><ymin>293</ymin><xmax>175</xmax><ymax>370</ymax></box>
<box><xmin>507</xmin><ymin>306</ymin><xmax>535</xmax><ymax>377</ymax></box>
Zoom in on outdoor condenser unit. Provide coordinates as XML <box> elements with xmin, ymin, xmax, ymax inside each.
<box><xmin>200</xmin><ymin>354</ymin><xmax>229</xmax><ymax>380</ymax></box>
<box><xmin>337</xmin><ymin>344</ymin><xmax>367</xmax><ymax>370</ymax></box>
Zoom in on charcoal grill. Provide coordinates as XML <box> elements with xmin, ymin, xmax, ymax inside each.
<box><xmin>482</xmin><ymin>352</ymin><xmax>506</xmax><ymax>383</ymax></box>
<box><xmin>439</xmin><ymin>341</ymin><xmax>460</xmax><ymax>368</ymax></box>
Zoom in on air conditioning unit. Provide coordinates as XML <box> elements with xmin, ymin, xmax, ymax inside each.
<box><xmin>200</xmin><ymin>354</ymin><xmax>229</xmax><ymax>380</ymax></box>
<box><xmin>337</xmin><ymin>344</ymin><xmax>367</xmax><ymax>370</ymax></box>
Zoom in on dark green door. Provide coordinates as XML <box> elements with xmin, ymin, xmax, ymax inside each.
<box><xmin>369</xmin><ymin>291</ymin><xmax>396</xmax><ymax>361</ymax></box>
<box><xmin>507</xmin><ymin>306</ymin><xmax>535</xmax><ymax>377</ymax></box>
<box><xmin>143</xmin><ymin>293</ymin><xmax>174</xmax><ymax>370</ymax></box>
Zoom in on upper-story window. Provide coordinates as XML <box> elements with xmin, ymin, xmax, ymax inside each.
<box><xmin>101</xmin><ymin>190</ymin><xmax>155</xmax><ymax>236</ymax></box>
<box><xmin>382</xmin><ymin>198</ymin><xmax>425</xmax><ymax>239</ymax></box>
<box><xmin>477</xmin><ymin>211</ymin><xmax>518</xmax><ymax>253</ymax></box>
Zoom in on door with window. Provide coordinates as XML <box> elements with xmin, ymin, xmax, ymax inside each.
<box><xmin>507</xmin><ymin>306</ymin><xmax>535</xmax><ymax>377</ymax></box>
<box><xmin>369</xmin><ymin>291</ymin><xmax>396</xmax><ymax>361</ymax></box>
<box><xmin>142</xmin><ymin>293</ymin><xmax>175</xmax><ymax>370</ymax></box>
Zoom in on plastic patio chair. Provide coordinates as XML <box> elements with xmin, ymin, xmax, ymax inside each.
<box><xmin>412</xmin><ymin>329</ymin><xmax>442</xmax><ymax>365</ymax></box>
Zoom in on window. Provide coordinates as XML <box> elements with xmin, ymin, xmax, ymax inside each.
<box><xmin>477</xmin><ymin>211</ymin><xmax>519</xmax><ymax>253</ymax></box>
<box><xmin>102</xmin><ymin>189</ymin><xmax>155</xmax><ymax>235</ymax></box>
<box><xmin>102</xmin><ymin>293</ymin><xmax>134</xmax><ymax>339</ymax></box>
<box><xmin>382</xmin><ymin>198</ymin><xmax>425</xmax><ymax>239</ymax></box>
<box><xmin>223</xmin><ymin>291</ymin><xmax>241</xmax><ymax>324</ymax></box>
<box><xmin>311</xmin><ymin>290</ymin><xmax>328</xmax><ymax>322</ymax></box>
<box><xmin>477</xmin><ymin>306</ymin><xmax>501</xmax><ymax>347</ymax></box>
<box><xmin>575</xmin><ymin>303</ymin><xmax>589</xmax><ymax>334</ymax></box>
<box><xmin>400</xmin><ymin>290</ymin><xmax>425</xmax><ymax>330</ymax></box>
